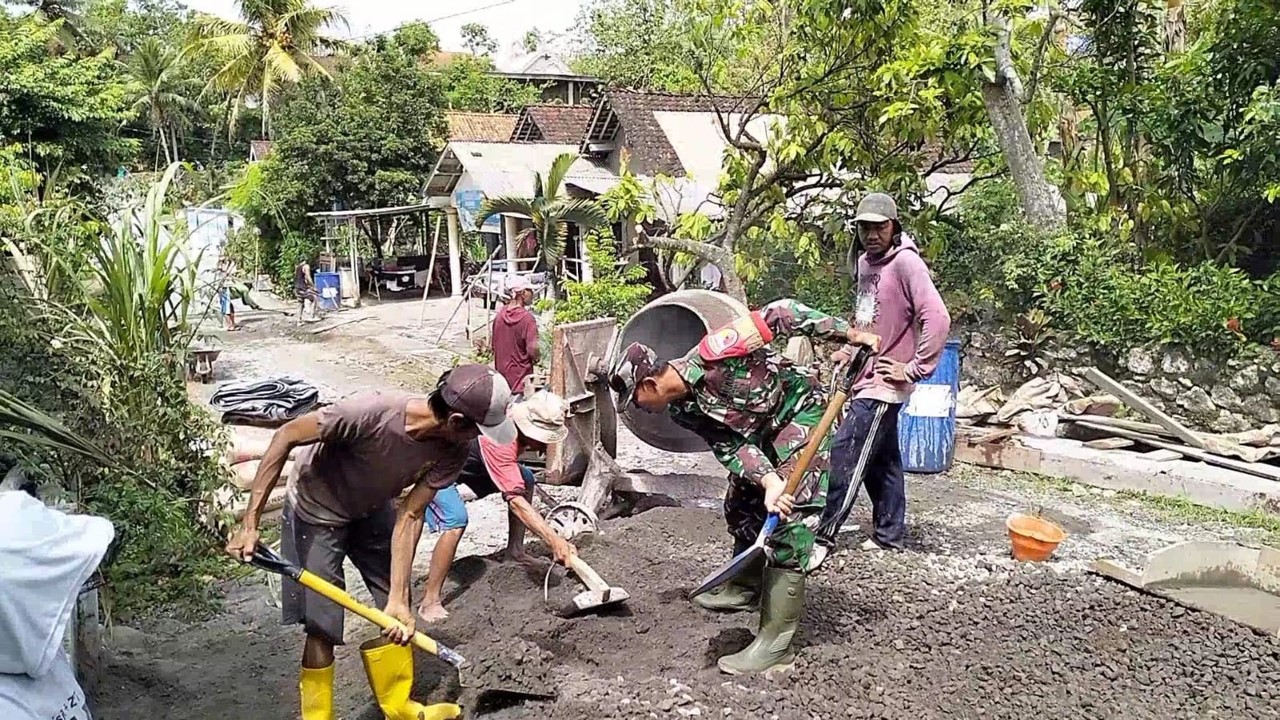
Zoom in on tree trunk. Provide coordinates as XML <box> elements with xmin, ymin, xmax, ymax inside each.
<box><xmin>1165</xmin><ymin>0</ymin><xmax>1186</xmax><ymax>54</ymax></box>
<box><xmin>983</xmin><ymin>13</ymin><xmax>1066</xmax><ymax>231</ymax></box>
<box><xmin>982</xmin><ymin>82</ymin><xmax>1065</xmax><ymax>230</ymax></box>
<box><xmin>640</xmin><ymin>234</ymin><xmax>747</xmax><ymax>304</ymax></box>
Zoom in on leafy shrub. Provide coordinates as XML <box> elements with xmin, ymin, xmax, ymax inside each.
<box><xmin>930</xmin><ymin>180</ymin><xmax>1045</xmax><ymax>313</ymax></box>
<box><xmin>551</xmin><ymin>229</ymin><xmax>652</xmax><ymax>325</ymax></box>
<box><xmin>1011</xmin><ymin>232</ymin><xmax>1269</xmax><ymax>349</ymax></box>
<box><xmin>1</xmin><ymin>166</ymin><xmax>228</xmax><ymax>619</ymax></box>
<box><xmin>273</xmin><ymin>232</ymin><xmax>322</xmax><ymax>293</ymax></box>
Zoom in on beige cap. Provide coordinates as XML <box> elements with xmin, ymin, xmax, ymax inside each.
<box><xmin>510</xmin><ymin>391</ymin><xmax>569</xmax><ymax>444</ymax></box>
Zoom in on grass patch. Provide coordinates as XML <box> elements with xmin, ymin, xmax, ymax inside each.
<box><xmin>958</xmin><ymin>465</ymin><xmax>1280</xmax><ymax>546</ymax></box>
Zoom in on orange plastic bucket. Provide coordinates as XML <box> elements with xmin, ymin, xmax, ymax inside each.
<box><xmin>1006</xmin><ymin>513</ymin><xmax>1067</xmax><ymax>562</ymax></box>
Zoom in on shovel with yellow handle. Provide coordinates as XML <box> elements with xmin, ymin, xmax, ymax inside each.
<box><xmin>248</xmin><ymin>542</ymin><xmax>467</xmax><ymax>667</ymax></box>
<box><xmin>246</xmin><ymin>543</ymin><xmax>555</xmax><ymax>716</ymax></box>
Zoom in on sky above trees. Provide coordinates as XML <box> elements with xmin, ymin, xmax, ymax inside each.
<box><xmin>184</xmin><ymin>0</ymin><xmax>583</xmax><ymax>50</ymax></box>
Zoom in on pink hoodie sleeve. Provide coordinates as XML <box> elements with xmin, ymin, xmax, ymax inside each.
<box><xmin>898</xmin><ymin>253</ymin><xmax>951</xmax><ymax>382</ymax></box>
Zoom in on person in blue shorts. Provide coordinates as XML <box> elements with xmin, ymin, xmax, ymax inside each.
<box><xmin>417</xmin><ymin>391</ymin><xmax>577</xmax><ymax>623</ymax></box>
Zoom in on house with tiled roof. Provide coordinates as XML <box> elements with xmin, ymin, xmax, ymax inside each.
<box><xmin>422</xmin><ymin>90</ymin><xmax>775</xmax><ymax>294</ymax></box>
<box><xmin>445</xmin><ymin>113</ymin><xmax>519</xmax><ymax>143</ymax></box>
<box><xmin>422</xmin><ymin>88</ymin><xmax>975</xmax><ymax>296</ymax></box>
<box><xmin>510</xmin><ymin>105</ymin><xmax>595</xmax><ymax>143</ymax></box>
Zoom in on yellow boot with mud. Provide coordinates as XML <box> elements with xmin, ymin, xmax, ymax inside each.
<box><xmin>360</xmin><ymin>638</ymin><xmax>462</xmax><ymax>720</ymax></box>
<box><xmin>300</xmin><ymin>663</ymin><xmax>335</xmax><ymax>720</ymax></box>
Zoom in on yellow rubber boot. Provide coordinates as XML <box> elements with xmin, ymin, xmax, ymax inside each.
<box><xmin>299</xmin><ymin>663</ymin><xmax>335</xmax><ymax>720</ymax></box>
<box><xmin>360</xmin><ymin>639</ymin><xmax>462</xmax><ymax>720</ymax></box>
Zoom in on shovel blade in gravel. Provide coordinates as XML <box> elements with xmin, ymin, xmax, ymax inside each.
<box><xmin>690</xmin><ymin>515</ymin><xmax>776</xmax><ymax>599</ymax></box>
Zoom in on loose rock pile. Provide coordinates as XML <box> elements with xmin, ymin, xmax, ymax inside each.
<box><xmin>426</xmin><ymin>507</ymin><xmax>1280</xmax><ymax>720</ymax></box>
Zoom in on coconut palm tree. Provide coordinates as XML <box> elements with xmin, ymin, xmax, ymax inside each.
<box><xmin>18</xmin><ymin>0</ymin><xmax>83</xmax><ymax>49</ymax></box>
<box><xmin>128</xmin><ymin>37</ymin><xmax>203</xmax><ymax>168</ymax></box>
<box><xmin>475</xmin><ymin>152</ymin><xmax>609</xmax><ymax>297</ymax></box>
<box><xmin>189</xmin><ymin>0</ymin><xmax>346</xmax><ymax>138</ymax></box>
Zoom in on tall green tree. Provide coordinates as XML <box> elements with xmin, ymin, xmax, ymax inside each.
<box><xmin>10</xmin><ymin>0</ymin><xmax>84</xmax><ymax>47</ymax></box>
<box><xmin>0</xmin><ymin>14</ymin><xmax>137</xmax><ymax>186</ymax></box>
<box><xmin>438</xmin><ymin>55</ymin><xmax>542</xmax><ymax>112</ymax></box>
<box><xmin>190</xmin><ymin>0</ymin><xmax>346</xmax><ymax>138</ymax></box>
<box><xmin>241</xmin><ymin>31</ymin><xmax>448</xmax><ymax>242</ymax></box>
<box><xmin>127</xmin><ymin>36</ymin><xmax>202</xmax><ymax>168</ymax></box>
<box><xmin>572</xmin><ymin>0</ymin><xmax>700</xmax><ymax>91</ymax></box>
<box><xmin>459</xmin><ymin>22</ymin><xmax>496</xmax><ymax>56</ymax></box>
<box><xmin>475</xmin><ymin>153</ymin><xmax>610</xmax><ymax>297</ymax></box>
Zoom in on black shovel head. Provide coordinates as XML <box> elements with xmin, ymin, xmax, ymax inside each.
<box><xmin>690</xmin><ymin>514</ymin><xmax>778</xmax><ymax>598</ymax></box>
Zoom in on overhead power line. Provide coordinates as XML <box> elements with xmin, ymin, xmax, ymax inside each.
<box><xmin>344</xmin><ymin>0</ymin><xmax>518</xmax><ymax>43</ymax></box>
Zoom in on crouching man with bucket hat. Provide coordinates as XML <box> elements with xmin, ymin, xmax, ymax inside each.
<box><xmin>416</xmin><ymin>390</ymin><xmax>579</xmax><ymax>623</ymax></box>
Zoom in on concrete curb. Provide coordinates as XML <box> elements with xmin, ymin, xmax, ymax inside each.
<box><xmin>1017</xmin><ymin>437</ymin><xmax>1280</xmax><ymax>516</ymax></box>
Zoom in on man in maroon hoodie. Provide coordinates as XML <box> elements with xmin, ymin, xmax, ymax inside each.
<box><xmin>814</xmin><ymin>193</ymin><xmax>950</xmax><ymax>563</ymax></box>
<box><xmin>492</xmin><ymin>275</ymin><xmax>540</xmax><ymax>395</ymax></box>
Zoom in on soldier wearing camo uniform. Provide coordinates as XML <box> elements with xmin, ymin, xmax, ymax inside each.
<box><xmin>610</xmin><ymin>298</ymin><xmax>878</xmax><ymax>676</ymax></box>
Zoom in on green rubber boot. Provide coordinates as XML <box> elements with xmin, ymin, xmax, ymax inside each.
<box><xmin>717</xmin><ymin>567</ymin><xmax>805</xmax><ymax>675</ymax></box>
<box><xmin>693</xmin><ymin>557</ymin><xmax>762</xmax><ymax>611</ymax></box>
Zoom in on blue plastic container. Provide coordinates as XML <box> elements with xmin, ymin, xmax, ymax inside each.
<box><xmin>896</xmin><ymin>339</ymin><xmax>962</xmax><ymax>473</ymax></box>
<box><xmin>314</xmin><ymin>271</ymin><xmax>341</xmax><ymax>311</ymax></box>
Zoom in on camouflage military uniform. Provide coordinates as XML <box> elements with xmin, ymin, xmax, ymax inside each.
<box><xmin>664</xmin><ymin>300</ymin><xmax>850</xmax><ymax>570</ymax></box>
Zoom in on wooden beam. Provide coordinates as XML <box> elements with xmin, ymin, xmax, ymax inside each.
<box><xmin>1075</xmin><ymin>421</ymin><xmax>1280</xmax><ymax>482</ymax></box>
<box><xmin>1084</xmin><ymin>437</ymin><xmax>1134</xmax><ymax>450</ymax></box>
<box><xmin>956</xmin><ymin>440</ymin><xmax>1043</xmax><ymax>473</ymax></box>
<box><xmin>1062</xmin><ymin>413</ymin><xmax>1173</xmax><ymax>438</ymax></box>
<box><xmin>970</xmin><ymin>427</ymin><xmax>1020</xmax><ymax>445</ymax></box>
<box><xmin>1081</xmin><ymin>368</ymin><xmax>1205</xmax><ymax>449</ymax></box>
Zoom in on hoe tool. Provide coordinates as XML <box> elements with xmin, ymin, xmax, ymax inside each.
<box><xmin>688</xmin><ymin>346</ymin><xmax>873</xmax><ymax>599</ymax></box>
<box><xmin>566</xmin><ymin>555</ymin><xmax>630</xmax><ymax>613</ymax></box>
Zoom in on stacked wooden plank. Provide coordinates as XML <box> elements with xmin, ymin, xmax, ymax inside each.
<box><xmin>955</xmin><ymin>367</ymin><xmax>1280</xmax><ymax>481</ymax></box>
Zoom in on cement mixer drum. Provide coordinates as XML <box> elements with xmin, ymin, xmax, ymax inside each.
<box><xmin>612</xmin><ymin>289</ymin><xmax>750</xmax><ymax>453</ymax></box>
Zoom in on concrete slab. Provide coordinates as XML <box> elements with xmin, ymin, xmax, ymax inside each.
<box><xmin>1095</xmin><ymin>540</ymin><xmax>1280</xmax><ymax>636</ymax></box>
<box><xmin>1019</xmin><ymin>437</ymin><xmax>1280</xmax><ymax>516</ymax></box>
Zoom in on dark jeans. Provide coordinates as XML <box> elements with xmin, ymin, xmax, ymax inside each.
<box><xmin>819</xmin><ymin>398</ymin><xmax>905</xmax><ymax>549</ymax></box>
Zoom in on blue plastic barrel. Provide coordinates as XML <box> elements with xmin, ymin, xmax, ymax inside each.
<box><xmin>314</xmin><ymin>271</ymin><xmax>341</xmax><ymax>311</ymax></box>
<box><xmin>896</xmin><ymin>339</ymin><xmax>962</xmax><ymax>473</ymax></box>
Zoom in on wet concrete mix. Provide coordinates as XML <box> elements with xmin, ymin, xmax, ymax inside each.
<box><xmin>379</xmin><ymin>506</ymin><xmax>1280</xmax><ymax>720</ymax></box>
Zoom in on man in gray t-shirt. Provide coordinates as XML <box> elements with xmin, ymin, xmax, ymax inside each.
<box><xmin>225</xmin><ymin>365</ymin><xmax>513</xmax><ymax>720</ymax></box>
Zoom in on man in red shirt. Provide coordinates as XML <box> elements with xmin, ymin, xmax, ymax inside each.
<box><xmin>491</xmin><ymin>275</ymin><xmax>540</xmax><ymax>395</ymax></box>
<box><xmin>417</xmin><ymin>391</ymin><xmax>577</xmax><ymax>622</ymax></box>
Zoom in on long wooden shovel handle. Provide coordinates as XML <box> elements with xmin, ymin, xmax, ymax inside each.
<box><xmin>781</xmin><ymin>347</ymin><xmax>873</xmax><ymax>497</ymax></box>
<box><xmin>567</xmin><ymin>556</ymin><xmax>610</xmax><ymax>593</ymax></box>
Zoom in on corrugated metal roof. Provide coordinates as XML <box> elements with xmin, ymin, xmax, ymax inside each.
<box><xmin>445</xmin><ymin>142</ymin><xmax>618</xmax><ymax>198</ymax></box>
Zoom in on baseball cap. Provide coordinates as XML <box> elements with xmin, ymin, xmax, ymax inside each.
<box><xmin>438</xmin><ymin>365</ymin><xmax>516</xmax><ymax>444</ymax></box>
<box><xmin>510</xmin><ymin>391</ymin><xmax>569</xmax><ymax>444</ymax></box>
<box><xmin>609</xmin><ymin>342</ymin><xmax>658</xmax><ymax>408</ymax></box>
<box><xmin>506</xmin><ymin>274</ymin><xmax>532</xmax><ymax>295</ymax></box>
<box><xmin>853</xmin><ymin>192</ymin><xmax>899</xmax><ymax>223</ymax></box>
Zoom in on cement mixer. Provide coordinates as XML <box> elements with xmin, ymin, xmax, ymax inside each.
<box><xmin>538</xmin><ymin>290</ymin><xmax>752</xmax><ymax>539</ymax></box>
<box><xmin>613</xmin><ymin>289</ymin><xmax>750</xmax><ymax>452</ymax></box>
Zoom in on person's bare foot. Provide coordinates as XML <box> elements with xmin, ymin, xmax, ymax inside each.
<box><xmin>417</xmin><ymin>600</ymin><xmax>448</xmax><ymax>624</ymax></box>
<box><xmin>503</xmin><ymin>550</ymin><xmax>546</xmax><ymax>572</ymax></box>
